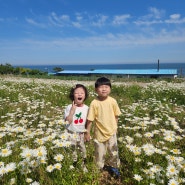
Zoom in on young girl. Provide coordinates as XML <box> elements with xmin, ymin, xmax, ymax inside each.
<box><xmin>64</xmin><ymin>84</ymin><xmax>89</xmax><ymax>172</ymax></box>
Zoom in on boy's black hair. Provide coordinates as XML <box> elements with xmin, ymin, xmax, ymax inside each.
<box><xmin>69</xmin><ymin>84</ymin><xmax>88</xmax><ymax>101</ymax></box>
<box><xmin>95</xmin><ymin>77</ymin><xmax>111</xmax><ymax>88</ymax></box>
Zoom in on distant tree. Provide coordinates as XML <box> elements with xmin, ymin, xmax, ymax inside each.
<box><xmin>0</xmin><ymin>63</ymin><xmax>45</xmax><ymax>75</ymax></box>
<box><xmin>53</xmin><ymin>67</ymin><xmax>63</xmax><ymax>72</ymax></box>
<box><xmin>29</xmin><ymin>69</ymin><xmax>43</xmax><ymax>75</ymax></box>
<box><xmin>13</xmin><ymin>67</ymin><xmax>22</xmax><ymax>74</ymax></box>
<box><xmin>0</xmin><ymin>63</ymin><xmax>14</xmax><ymax>74</ymax></box>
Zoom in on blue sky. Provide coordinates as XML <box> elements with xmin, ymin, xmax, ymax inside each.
<box><xmin>0</xmin><ymin>0</ymin><xmax>185</xmax><ymax>65</ymax></box>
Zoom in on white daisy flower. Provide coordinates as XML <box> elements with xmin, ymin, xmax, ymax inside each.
<box><xmin>46</xmin><ymin>165</ymin><xmax>54</xmax><ymax>172</ymax></box>
<box><xmin>54</xmin><ymin>154</ymin><xmax>64</xmax><ymax>162</ymax></box>
<box><xmin>168</xmin><ymin>178</ymin><xmax>178</xmax><ymax>185</ymax></box>
<box><xmin>30</xmin><ymin>181</ymin><xmax>40</xmax><ymax>185</ymax></box>
<box><xmin>26</xmin><ymin>178</ymin><xmax>33</xmax><ymax>183</ymax></box>
<box><xmin>5</xmin><ymin>162</ymin><xmax>16</xmax><ymax>172</ymax></box>
<box><xmin>0</xmin><ymin>148</ymin><xmax>12</xmax><ymax>157</ymax></box>
<box><xmin>20</xmin><ymin>147</ymin><xmax>34</xmax><ymax>159</ymax></box>
<box><xmin>134</xmin><ymin>174</ymin><xmax>143</xmax><ymax>182</ymax></box>
<box><xmin>54</xmin><ymin>163</ymin><xmax>62</xmax><ymax>170</ymax></box>
<box><xmin>166</xmin><ymin>164</ymin><xmax>179</xmax><ymax>177</ymax></box>
<box><xmin>170</xmin><ymin>149</ymin><xmax>181</xmax><ymax>155</ymax></box>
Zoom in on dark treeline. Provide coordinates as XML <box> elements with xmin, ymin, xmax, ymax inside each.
<box><xmin>0</xmin><ymin>63</ymin><xmax>45</xmax><ymax>75</ymax></box>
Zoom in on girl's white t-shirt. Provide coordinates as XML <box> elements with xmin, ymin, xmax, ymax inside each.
<box><xmin>64</xmin><ymin>104</ymin><xmax>89</xmax><ymax>133</ymax></box>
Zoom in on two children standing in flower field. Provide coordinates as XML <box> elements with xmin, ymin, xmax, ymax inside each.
<box><xmin>65</xmin><ymin>77</ymin><xmax>121</xmax><ymax>178</ymax></box>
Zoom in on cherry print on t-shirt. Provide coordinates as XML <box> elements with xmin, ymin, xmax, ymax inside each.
<box><xmin>74</xmin><ymin>112</ymin><xmax>83</xmax><ymax>124</ymax></box>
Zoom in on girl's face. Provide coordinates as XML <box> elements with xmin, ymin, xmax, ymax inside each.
<box><xmin>73</xmin><ymin>87</ymin><xmax>86</xmax><ymax>105</ymax></box>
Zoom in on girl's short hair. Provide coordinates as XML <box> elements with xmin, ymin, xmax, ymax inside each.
<box><xmin>95</xmin><ymin>77</ymin><xmax>111</xmax><ymax>88</ymax></box>
<box><xmin>69</xmin><ymin>84</ymin><xmax>88</xmax><ymax>101</ymax></box>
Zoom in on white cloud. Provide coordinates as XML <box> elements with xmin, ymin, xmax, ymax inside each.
<box><xmin>1</xmin><ymin>28</ymin><xmax>185</xmax><ymax>65</ymax></box>
<box><xmin>112</xmin><ymin>14</ymin><xmax>131</xmax><ymax>25</ymax></box>
<box><xmin>170</xmin><ymin>14</ymin><xmax>181</xmax><ymax>19</ymax></box>
<box><xmin>4</xmin><ymin>28</ymin><xmax>184</xmax><ymax>51</ymax></box>
<box><xmin>91</xmin><ymin>14</ymin><xmax>108</xmax><ymax>27</ymax></box>
<box><xmin>51</xmin><ymin>12</ymin><xmax>81</xmax><ymax>23</ymax></box>
<box><xmin>165</xmin><ymin>14</ymin><xmax>185</xmax><ymax>24</ymax></box>
<box><xmin>134</xmin><ymin>7</ymin><xmax>164</xmax><ymax>26</ymax></box>
<box><xmin>75</xmin><ymin>14</ymin><xmax>83</xmax><ymax>21</ymax></box>
<box><xmin>25</xmin><ymin>18</ymin><xmax>46</xmax><ymax>28</ymax></box>
<box><xmin>60</xmin><ymin>15</ymin><xmax>70</xmax><ymax>21</ymax></box>
<box><xmin>72</xmin><ymin>21</ymin><xmax>81</xmax><ymax>28</ymax></box>
<box><xmin>75</xmin><ymin>13</ymin><xmax>83</xmax><ymax>21</ymax></box>
<box><xmin>48</xmin><ymin>12</ymin><xmax>70</xmax><ymax>27</ymax></box>
<box><xmin>148</xmin><ymin>7</ymin><xmax>165</xmax><ymax>19</ymax></box>
<box><xmin>134</xmin><ymin>20</ymin><xmax>163</xmax><ymax>26</ymax></box>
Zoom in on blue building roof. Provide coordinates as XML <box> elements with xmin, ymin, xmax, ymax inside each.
<box><xmin>56</xmin><ymin>69</ymin><xmax>177</xmax><ymax>76</ymax></box>
<box><xmin>57</xmin><ymin>70</ymin><xmax>90</xmax><ymax>74</ymax></box>
<box><xmin>91</xmin><ymin>69</ymin><xmax>177</xmax><ymax>75</ymax></box>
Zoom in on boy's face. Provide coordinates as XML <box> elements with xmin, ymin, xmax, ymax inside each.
<box><xmin>74</xmin><ymin>87</ymin><xmax>86</xmax><ymax>105</ymax></box>
<box><xmin>95</xmin><ymin>85</ymin><xmax>111</xmax><ymax>99</ymax></box>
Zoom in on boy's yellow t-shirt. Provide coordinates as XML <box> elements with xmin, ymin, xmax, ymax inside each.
<box><xmin>87</xmin><ymin>96</ymin><xmax>121</xmax><ymax>142</ymax></box>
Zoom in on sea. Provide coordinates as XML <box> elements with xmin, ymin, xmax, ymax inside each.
<box><xmin>14</xmin><ymin>62</ymin><xmax>185</xmax><ymax>76</ymax></box>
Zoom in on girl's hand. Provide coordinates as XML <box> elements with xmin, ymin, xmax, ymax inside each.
<box><xmin>65</xmin><ymin>101</ymin><xmax>77</xmax><ymax>124</ymax></box>
<box><xmin>70</xmin><ymin>101</ymin><xmax>77</xmax><ymax>113</ymax></box>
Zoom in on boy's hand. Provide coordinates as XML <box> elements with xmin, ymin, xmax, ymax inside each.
<box><xmin>84</xmin><ymin>121</ymin><xmax>92</xmax><ymax>142</ymax></box>
<box><xmin>84</xmin><ymin>132</ymin><xmax>90</xmax><ymax>142</ymax></box>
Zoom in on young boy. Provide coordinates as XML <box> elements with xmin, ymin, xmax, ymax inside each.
<box><xmin>64</xmin><ymin>84</ymin><xmax>89</xmax><ymax>172</ymax></box>
<box><xmin>85</xmin><ymin>77</ymin><xmax>121</xmax><ymax>177</ymax></box>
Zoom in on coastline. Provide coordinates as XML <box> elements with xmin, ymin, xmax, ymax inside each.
<box><xmin>14</xmin><ymin>62</ymin><xmax>185</xmax><ymax>76</ymax></box>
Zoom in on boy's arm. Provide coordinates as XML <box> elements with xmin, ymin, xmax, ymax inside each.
<box><xmin>84</xmin><ymin>120</ymin><xmax>92</xmax><ymax>142</ymax></box>
<box><xmin>115</xmin><ymin>116</ymin><xmax>119</xmax><ymax>133</ymax></box>
<box><xmin>115</xmin><ymin>116</ymin><xmax>119</xmax><ymax>124</ymax></box>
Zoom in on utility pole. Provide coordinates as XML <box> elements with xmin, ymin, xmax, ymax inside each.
<box><xmin>157</xmin><ymin>59</ymin><xmax>160</xmax><ymax>71</ymax></box>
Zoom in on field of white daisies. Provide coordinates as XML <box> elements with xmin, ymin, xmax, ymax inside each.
<box><xmin>0</xmin><ymin>76</ymin><xmax>185</xmax><ymax>185</ymax></box>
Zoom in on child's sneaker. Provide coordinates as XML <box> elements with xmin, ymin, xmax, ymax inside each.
<box><xmin>103</xmin><ymin>165</ymin><xmax>120</xmax><ymax>178</ymax></box>
<box><xmin>109</xmin><ymin>167</ymin><xmax>120</xmax><ymax>178</ymax></box>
